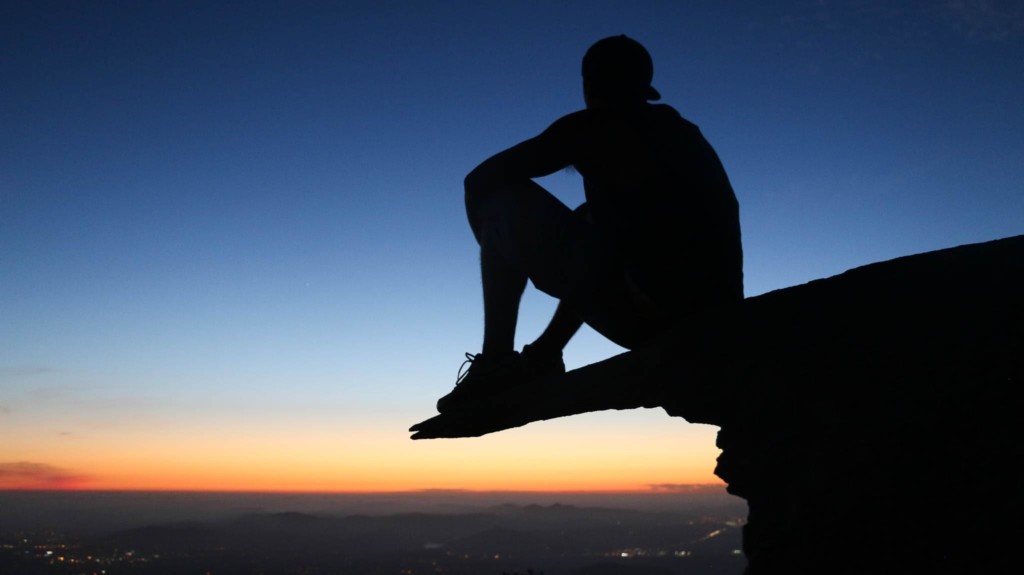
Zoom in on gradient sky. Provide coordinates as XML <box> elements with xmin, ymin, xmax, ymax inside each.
<box><xmin>2</xmin><ymin>0</ymin><xmax>1022</xmax><ymax>492</ymax></box>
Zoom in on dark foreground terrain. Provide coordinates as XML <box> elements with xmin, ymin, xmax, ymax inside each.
<box><xmin>0</xmin><ymin>490</ymin><xmax>747</xmax><ymax>575</ymax></box>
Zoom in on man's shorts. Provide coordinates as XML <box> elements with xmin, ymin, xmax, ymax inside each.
<box><xmin>479</xmin><ymin>181</ymin><xmax>668</xmax><ymax>349</ymax></box>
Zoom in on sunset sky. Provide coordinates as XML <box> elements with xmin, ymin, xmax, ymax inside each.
<box><xmin>3</xmin><ymin>1</ymin><xmax>1022</xmax><ymax>492</ymax></box>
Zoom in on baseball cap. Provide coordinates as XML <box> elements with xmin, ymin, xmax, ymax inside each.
<box><xmin>581</xmin><ymin>35</ymin><xmax>661</xmax><ymax>101</ymax></box>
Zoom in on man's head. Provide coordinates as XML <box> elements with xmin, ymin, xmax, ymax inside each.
<box><xmin>582</xmin><ymin>35</ymin><xmax>661</xmax><ymax>108</ymax></box>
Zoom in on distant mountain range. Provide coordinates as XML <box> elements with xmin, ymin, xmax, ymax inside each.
<box><xmin>0</xmin><ymin>503</ymin><xmax>747</xmax><ymax>575</ymax></box>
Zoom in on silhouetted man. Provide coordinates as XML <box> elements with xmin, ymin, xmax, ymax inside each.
<box><xmin>437</xmin><ymin>35</ymin><xmax>742</xmax><ymax>412</ymax></box>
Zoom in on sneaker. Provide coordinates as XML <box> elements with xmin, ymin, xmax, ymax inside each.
<box><xmin>521</xmin><ymin>343</ymin><xmax>566</xmax><ymax>380</ymax></box>
<box><xmin>436</xmin><ymin>351</ymin><xmax>524</xmax><ymax>413</ymax></box>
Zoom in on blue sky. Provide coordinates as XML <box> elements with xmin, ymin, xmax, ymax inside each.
<box><xmin>2</xmin><ymin>0</ymin><xmax>1022</xmax><ymax>490</ymax></box>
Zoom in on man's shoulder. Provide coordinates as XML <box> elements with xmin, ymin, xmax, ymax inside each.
<box><xmin>543</xmin><ymin>104</ymin><xmax>707</xmax><ymax>159</ymax></box>
<box><xmin>551</xmin><ymin>103</ymin><xmax>691</xmax><ymax>125</ymax></box>
<box><xmin>538</xmin><ymin>109</ymin><xmax>591</xmax><ymax>140</ymax></box>
<box><xmin>547</xmin><ymin>108</ymin><xmax>593</xmax><ymax>130</ymax></box>
<box><xmin>646</xmin><ymin>103</ymin><xmax>700</xmax><ymax>132</ymax></box>
<box><xmin>648</xmin><ymin>102</ymin><xmax>683</xmax><ymax>117</ymax></box>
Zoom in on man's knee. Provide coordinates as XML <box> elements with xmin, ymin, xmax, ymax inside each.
<box><xmin>464</xmin><ymin>179</ymin><xmax>505</xmax><ymax>242</ymax></box>
<box><xmin>465</xmin><ymin>177</ymin><xmax>509</xmax><ymax>213</ymax></box>
<box><xmin>465</xmin><ymin>179</ymin><xmax>542</xmax><ymax>242</ymax></box>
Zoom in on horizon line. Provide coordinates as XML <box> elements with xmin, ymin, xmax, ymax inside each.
<box><xmin>0</xmin><ymin>484</ymin><xmax>728</xmax><ymax>496</ymax></box>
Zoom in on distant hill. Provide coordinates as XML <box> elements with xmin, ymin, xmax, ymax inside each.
<box><xmin>45</xmin><ymin>503</ymin><xmax>746</xmax><ymax>575</ymax></box>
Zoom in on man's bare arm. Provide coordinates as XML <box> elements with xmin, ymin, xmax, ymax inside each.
<box><xmin>464</xmin><ymin>138</ymin><xmax>564</xmax><ymax>191</ymax></box>
<box><xmin>463</xmin><ymin>115</ymin><xmax>581</xmax><ymax>239</ymax></box>
<box><xmin>464</xmin><ymin>113</ymin><xmax>582</xmax><ymax>191</ymax></box>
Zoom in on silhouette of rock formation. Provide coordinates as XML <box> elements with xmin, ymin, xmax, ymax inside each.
<box><xmin>412</xmin><ymin>234</ymin><xmax>1023</xmax><ymax>574</ymax></box>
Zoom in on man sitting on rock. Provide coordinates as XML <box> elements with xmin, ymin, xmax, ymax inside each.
<box><xmin>437</xmin><ymin>35</ymin><xmax>743</xmax><ymax>413</ymax></box>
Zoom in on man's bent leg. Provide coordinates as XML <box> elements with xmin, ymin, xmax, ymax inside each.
<box><xmin>436</xmin><ymin>179</ymin><xmax>578</xmax><ymax>412</ymax></box>
<box><xmin>528</xmin><ymin>300</ymin><xmax>583</xmax><ymax>355</ymax></box>
<box><xmin>469</xmin><ymin>179</ymin><xmax>662</xmax><ymax>351</ymax></box>
<box><xmin>480</xmin><ymin>236</ymin><xmax>527</xmax><ymax>357</ymax></box>
<box><xmin>468</xmin><ymin>179</ymin><xmax>580</xmax><ymax>344</ymax></box>
<box><xmin>468</xmin><ymin>178</ymin><xmax>579</xmax><ymax>297</ymax></box>
<box><xmin>474</xmin><ymin>181</ymin><xmax>585</xmax><ymax>385</ymax></box>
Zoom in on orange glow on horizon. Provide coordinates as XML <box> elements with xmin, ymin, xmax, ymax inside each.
<box><xmin>0</xmin><ymin>455</ymin><xmax>723</xmax><ymax>493</ymax></box>
<box><xmin>2</xmin><ymin>471</ymin><xmax>725</xmax><ymax>492</ymax></box>
<box><xmin>2</xmin><ymin>484</ymin><xmax>726</xmax><ymax>495</ymax></box>
<box><xmin>3</xmin><ymin>409</ymin><xmax>724</xmax><ymax>494</ymax></box>
<box><xmin>27</xmin><ymin>468</ymin><xmax>723</xmax><ymax>493</ymax></box>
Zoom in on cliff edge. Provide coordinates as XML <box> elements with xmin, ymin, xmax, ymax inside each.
<box><xmin>412</xmin><ymin>234</ymin><xmax>1023</xmax><ymax>574</ymax></box>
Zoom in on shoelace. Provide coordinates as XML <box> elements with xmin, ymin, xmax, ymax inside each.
<box><xmin>455</xmin><ymin>352</ymin><xmax>477</xmax><ymax>385</ymax></box>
